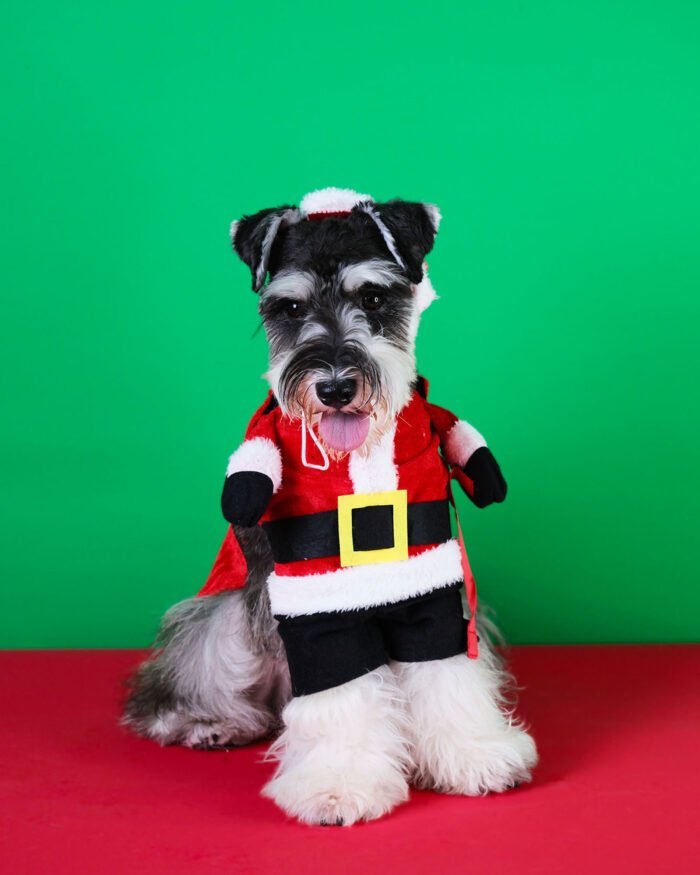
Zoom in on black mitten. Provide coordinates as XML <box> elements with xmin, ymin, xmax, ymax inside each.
<box><xmin>221</xmin><ymin>471</ymin><xmax>274</xmax><ymax>527</ymax></box>
<box><xmin>462</xmin><ymin>447</ymin><xmax>507</xmax><ymax>508</ymax></box>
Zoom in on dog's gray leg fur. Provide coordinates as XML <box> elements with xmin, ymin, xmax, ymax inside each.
<box><xmin>123</xmin><ymin>526</ymin><xmax>290</xmax><ymax>749</ymax></box>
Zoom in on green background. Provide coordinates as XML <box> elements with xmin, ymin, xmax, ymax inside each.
<box><xmin>2</xmin><ymin>2</ymin><xmax>698</xmax><ymax>648</ymax></box>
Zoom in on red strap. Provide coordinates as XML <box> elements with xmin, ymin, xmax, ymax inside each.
<box><xmin>449</xmin><ymin>474</ymin><xmax>479</xmax><ymax>659</ymax></box>
<box><xmin>455</xmin><ymin>512</ymin><xmax>479</xmax><ymax>658</ymax></box>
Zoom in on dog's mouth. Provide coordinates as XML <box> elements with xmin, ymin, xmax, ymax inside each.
<box><xmin>317</xmin><ymin>410</ymin><xmax>371</xmax><ymax>453</ymax></box>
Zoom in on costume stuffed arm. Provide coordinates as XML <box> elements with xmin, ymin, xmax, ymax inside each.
<box><xmin>427</xmin><ymin>402</ymin><xmax>507</xmax><ymax>509</ymax></box>
<box><xmin>221</xmin><ymin>396</ymin><xmax>282</xmax><ymax>527</ymax></box>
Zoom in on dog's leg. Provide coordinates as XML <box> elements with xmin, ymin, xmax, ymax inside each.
<box><xmin>123</xmin><ymin>586</ymin><xmax>290</xmax><ymax>750</ymax></box>
<box><xmin>262</xmin><ymin>666</ymin><xmax>413</xmax><ymax>825</ymax></box>
<box><xmin>393</xmin><ymin>650</ymin><xmax>537</xmax><ymax>794</ymax></box>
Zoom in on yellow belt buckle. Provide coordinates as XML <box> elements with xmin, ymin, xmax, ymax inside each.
<box><xmin>337</xmin><ymin>490</ymin><xmax>409</xmax><ymax>567</ymax></box>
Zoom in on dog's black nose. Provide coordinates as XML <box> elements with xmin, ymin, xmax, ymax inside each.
<box><xmin>316</xmin><ymin>378</ymin><xmax>356</xmax><ymax>409</ymax></box>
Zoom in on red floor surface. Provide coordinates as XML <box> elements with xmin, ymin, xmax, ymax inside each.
<box><xmin>0</xmin><ymin>646</ymin><xmax>698</xmax><ymax>874</ymax></box>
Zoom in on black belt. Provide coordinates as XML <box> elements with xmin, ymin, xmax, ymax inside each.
<box><xmin>262</xmin><ymin>499</ymin><xmax>452</xmax><ymax>564</ymax></box>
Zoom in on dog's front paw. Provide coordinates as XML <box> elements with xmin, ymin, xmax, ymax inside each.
<box><xmin>418</xmin><ymin>724</ymin><xmax>538</xmax><ymax>796</ymax></box>
<box><xmin>262</xmin><ymin>765</ymin><xmax>409</xmax><ymax>826</ymax></box>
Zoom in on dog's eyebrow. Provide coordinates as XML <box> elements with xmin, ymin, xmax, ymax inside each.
<box><xmin>339</xmin><ymin>259</ymin><xmax>405</xmax><ymax>292</ymax></box>
<box><xmin>262</xmin><ymin>270</ymin><xmax>316</xmax><ymax>301</ymax></box>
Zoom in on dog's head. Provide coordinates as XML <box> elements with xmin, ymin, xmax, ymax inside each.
<box><xmin>231</xmin><ymin>188</ymin><xmax>441</xmax><ymax>454</ymax></box>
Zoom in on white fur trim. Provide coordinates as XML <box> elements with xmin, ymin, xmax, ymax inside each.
<box><xmin>229</xmin><ymin>220</ymin><xmax>239</xmax><ymax>244</ymax></box>
<box><xmin>348</xmin><ymin>424</ymin><xmax>398</xmax><ymax>493</ymax></box>
<box><xmin>226</xmin><ymin>437</ymin><xmax>283</xmax><ymax>492</ymax></box>
<box><xmin>443</xmin><ymin>421</ymin><xmax>487</xmax><ymax>467</ymax></box>
<box><xmin>268</xmin><ymin>540</ymin><xmax>463</xmax><ymax>616</ymax></box>
<box><xmin>300</xmin><ymin>187</ymin><xmax>373</xmax><ymax>216</ymax></box>
<box><xmin>413</xmin><ymin>269</ymin><xmax>438</xmax><ymax>313</ymax></box>
<box><xmin>424</xmin><ymin>203</ymin><xmax>442</xmax><ymax>232</ymax></box>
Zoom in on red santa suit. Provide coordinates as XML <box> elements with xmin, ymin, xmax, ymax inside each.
<box><xmin>201</xmin><ymin>376</ymin><xmax>485</xmax><ymax>617</ymax></box>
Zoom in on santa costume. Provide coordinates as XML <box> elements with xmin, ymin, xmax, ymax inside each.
<box><xmin>200</xmin><ymin>374</ymin><xmax>503</xmax><ymax>696</ymax></box>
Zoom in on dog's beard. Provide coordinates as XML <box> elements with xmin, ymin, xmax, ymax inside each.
<box><xmin>290</xmin><ymin>375</ymin><xmax>391</xmax><ymax>459</ymax></box>
<box><xmin>308</xmin><ymin>391</ymin><xmax>393</xmax><ymax>460</ymax></box>
<box><xmin>267</xmin><ymin>352</ymin><xmax>413</xmax><ymax>457</ymax></box>
<box><xmin>265</xmin><ymin>301</ymin><xmax>418</xmax><ymax>456</ymax></box>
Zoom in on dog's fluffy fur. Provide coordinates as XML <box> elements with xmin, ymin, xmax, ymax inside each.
<box><xmin>123</xmin><ymin>189</ymin><xmax>537</xmax><ymax>824</ymax></box>
<box><xmin>124</xmin><ymin>527</ymin><xmax>290</xmax><ymax>749</ymax></box>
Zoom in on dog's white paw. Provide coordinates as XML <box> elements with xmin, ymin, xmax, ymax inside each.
<box><xmin>417</xmin><ymin>724</ymin><xmax>538</xmax><ymax>795</ymax></box>
<box><xmin>395</xmin><ymin>654</ymin><xmax>538</xmax><ymax>797</ymax></box>
<box><xmin>263</xmin><ymin>667</ymin><xmax>413</xmax><ymax>825</ymax></box>
<box><xmin>263</xmin><ymin>764</ymin><xmax>409</xmax><ymax>826</ymax></box>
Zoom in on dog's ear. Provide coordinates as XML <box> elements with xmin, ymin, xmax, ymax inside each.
<box><xmin>231</xmin><ymin>206</ymin><xmax>302</xmax><ymax>292</ymax></box>
<box><xmin>368</xmin><ymin>200</ymin><xmax>441</xmax><ymax>284</ymax></box>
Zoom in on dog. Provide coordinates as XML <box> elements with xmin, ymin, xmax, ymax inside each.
<box><xmin>123</xmin><ymin>187</ymin><xmax>538</xmax><ymax>825</ymax></box>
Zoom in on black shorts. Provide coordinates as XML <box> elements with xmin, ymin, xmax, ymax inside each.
<box><xmin>275</xmin><ymin>583</ymin><xmax>466</xmax><ymax>696</ymax></box>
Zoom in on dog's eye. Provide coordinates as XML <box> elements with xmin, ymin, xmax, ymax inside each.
<box><xmin>281</xmin><ymin>300</ymin><xmax>305</xmax><ymax>319</ymax></box>
<box><xmin>361</xmin><ymin>292</ymin><xmax>384</xmax><ymax>311</ymax></box>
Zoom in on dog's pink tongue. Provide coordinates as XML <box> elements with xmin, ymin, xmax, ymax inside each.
<box><xmin>318</xmin><ymin>411</ymin><xmax>370</xmax><ymax>453</ymax></box>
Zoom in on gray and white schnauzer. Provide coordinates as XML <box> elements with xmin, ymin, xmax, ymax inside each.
<box><xmin>123</xmin><ymin>187</ymin><xmax>537</xmax><ymax>825</ymax></box>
